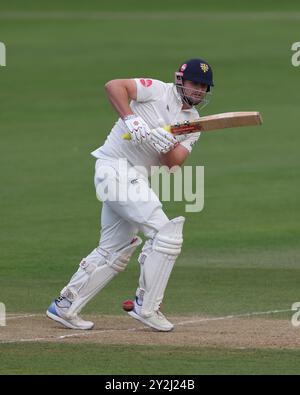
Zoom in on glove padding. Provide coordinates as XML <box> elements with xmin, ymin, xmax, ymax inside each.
<box><xmin>123</xmin><ymin>115</ymin><xmax>152</xmax><ymax>144</ymax></box>
<box><xmin>150</xmin><ymin>127</ymin><xmax>178</xmax><ymax>154</ymax></box>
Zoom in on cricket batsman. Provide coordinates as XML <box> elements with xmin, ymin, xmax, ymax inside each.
<box><xmin>46</xmin><ymin>58</ymin><xmax>214</xmax><ymax>331</ymax></box>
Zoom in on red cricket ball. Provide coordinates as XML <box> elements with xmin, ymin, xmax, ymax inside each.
<box><xmin>122</xmin><ymin>299</ymin><xmax>134</xmax><ymax>312</ymax></box>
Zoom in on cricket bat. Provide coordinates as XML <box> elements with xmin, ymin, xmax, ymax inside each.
<box><xmin>122</xmin><ymin>111</ymin><xmax>262</xmax><ymax>139</ymax></box>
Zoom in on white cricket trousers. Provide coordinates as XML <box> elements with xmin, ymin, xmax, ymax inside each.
<box><xmin>94</xmin><ymin>158</ymin><xmax>169</xmax><ymax>252</ymax></box>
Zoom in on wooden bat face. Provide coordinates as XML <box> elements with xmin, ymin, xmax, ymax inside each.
<box><xmin>168</xmin><ymin>112</ymin><xmax>263</xmax><ymax>135</ymax></box>
<box><xmin>122</xmin><ymin>111</ymin><xmax>262</xmax><ymax>140</ymax></box>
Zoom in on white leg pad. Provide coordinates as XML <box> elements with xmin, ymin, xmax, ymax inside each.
<box><xmin>135</xmin><ymin>239</ymin><xmax>153</xmax><ymax>301</ymax></box>
<box><xmin>61</xmin><ymin>237</ymin><xmax>142</xmax><ymax>316</ymax></box>
<box><xmin>140</xmin><ymin>216</ymin><xmax>185</xmax><ymax>317</ymax></box>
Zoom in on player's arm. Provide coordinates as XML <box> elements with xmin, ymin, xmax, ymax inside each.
<box><xmin>105</xmin><ymin>79</ymin><xmax>136</xmax><ymax>118</ymax></box>
<box><xmin>159</xmin><ymin>130</ymin><xmax>201</xmax><ymax>168</ymax></box>
<box><xmin>105</xmin><ymin>79</ymin><xmax>153</xmax><ymax>143</ymax></box>
<box><xmin>159</xmin><ymin>144</ymin><xmax>190</xmax><ymax>168</ymax></box>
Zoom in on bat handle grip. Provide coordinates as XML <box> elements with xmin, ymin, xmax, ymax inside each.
<box><xmin>121</xmin><ymin>125</ymin><xmax>171</xmax><ymax>140</ymax></box>
<box><xmin>121</xmin><ymin>132</ymin><xmax>131</xmax><ymax>140</ymax></box>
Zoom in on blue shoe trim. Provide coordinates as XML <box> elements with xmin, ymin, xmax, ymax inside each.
<box><xmin>47</xmin><ymin>301</ymin><xmax>59</xmax><ymax>317</ymax></box>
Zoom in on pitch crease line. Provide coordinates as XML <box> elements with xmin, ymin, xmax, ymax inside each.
<box><xmin>175</xmin><ymin>308</ymin><xmax>292</xmax><ymax>326</ymax></box>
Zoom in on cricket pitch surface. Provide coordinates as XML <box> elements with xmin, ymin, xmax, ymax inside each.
<box><xmin>1</xmin><ymin>313</ymin><xmax>299</xmax><ymax>349</ymax></box>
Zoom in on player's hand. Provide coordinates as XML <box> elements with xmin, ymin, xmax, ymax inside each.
<box><xmin>150</xmin><ymin>127</ymin><xmax>178</xmax><ymax>154</ymax></box>
<box><xmin>123</xmin><ymin>115</ymin><xmax>152</xmax><ymax>144</ymax></box>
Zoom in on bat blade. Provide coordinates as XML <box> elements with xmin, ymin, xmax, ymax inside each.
<box><xmin>170</xmin><ymin>111</ymin><xmax>263</xmax><ymax>135</ymax></box>
<box><xmin>121</xmin><ymin>111</ymin><xmax>263</xmax><ymax>139</ymax></box>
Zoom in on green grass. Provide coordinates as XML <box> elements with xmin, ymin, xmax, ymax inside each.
<box><xmin>1</xmin><ymin>343</ymin><xmax>300</xmax><ymax>375</ymax></box>
<box><xmin>0</xmin><ymin>266</ymin><xmax>297</xmax><ymax>316</ymax></box>
<box><xmin>0</xmin><ymin>0</ymin><xmax>300</xmax><ymax>375</ymax></box>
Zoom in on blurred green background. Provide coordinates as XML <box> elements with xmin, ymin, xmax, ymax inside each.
<box><xmin>1</xmin><ymin>0</ymin><xmax>299</xmax><ymax>314</ymax></box>
<box><xmin>0</xmin><ymin>0</ymin><xmax>300</xmax><ymax>374</ymax></box>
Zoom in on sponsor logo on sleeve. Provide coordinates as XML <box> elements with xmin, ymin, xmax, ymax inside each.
<box><xmin>140</xmin><ymin>79</ymin><xmax>153</xmax><ymax>87</ymax></box>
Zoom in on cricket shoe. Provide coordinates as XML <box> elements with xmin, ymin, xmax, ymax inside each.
<box><xmin>128</xmin><ymin>297</ymin><xmax>174</xmax><ymax>332</ymax></box>
<box><xmin>46</xmin><ymin>296</ymin><xmax>94</xmax><ymax>330</ymax></box>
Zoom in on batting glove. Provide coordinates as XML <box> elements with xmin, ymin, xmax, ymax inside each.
<box><xmin>123</xmin><ymin>115</ymin><xmax>152</xmax><ymax>144</ymax></box>
<box><xmin>150</xmin><ymin>127</ymin><xmax>179</xmax><ymax>154</ymax></box>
